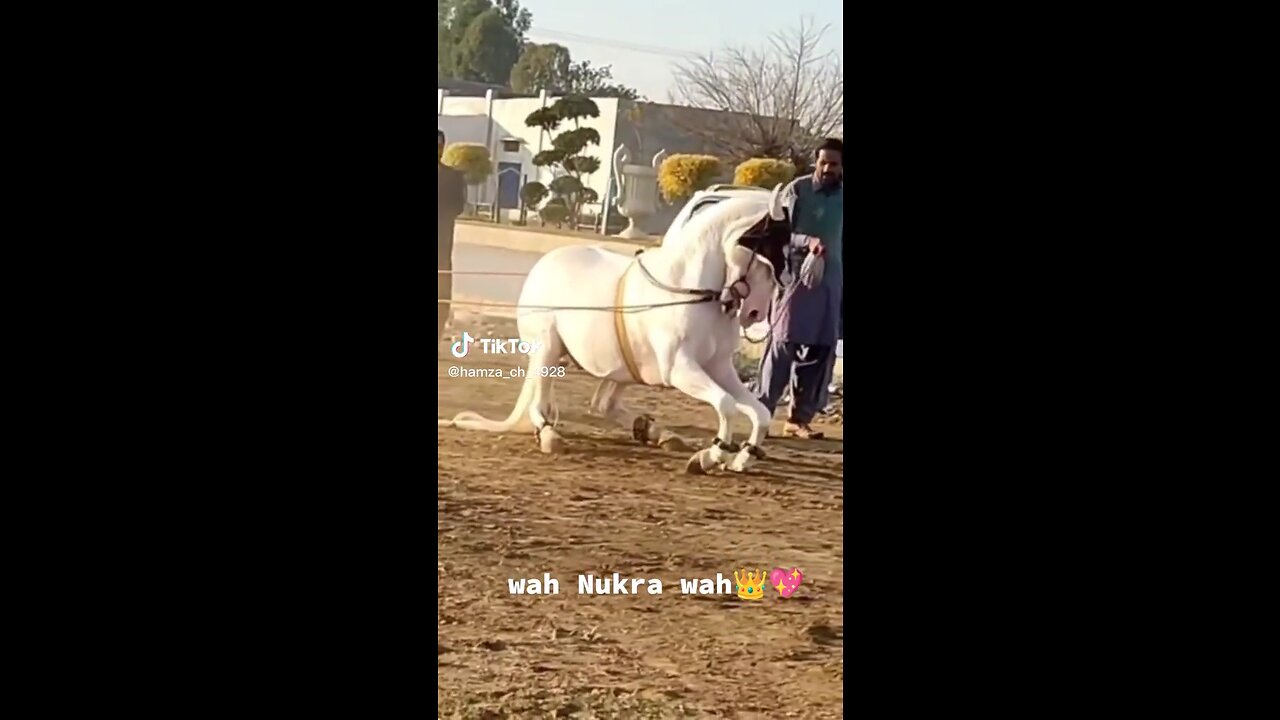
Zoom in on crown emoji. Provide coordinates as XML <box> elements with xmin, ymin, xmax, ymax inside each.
<box><xmin>734</xmin><ymin>569</ymin><xmax>766</xmax><ymax>601</ymax></box>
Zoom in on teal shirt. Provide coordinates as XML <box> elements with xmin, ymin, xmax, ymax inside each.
<box><xmin>769</xmin><ymin>176</ymin><xmax>844</xmax><ymax>346</ymax></box>
<box><xmin>790</xmin><ymin>176</ymin><xmax>843</xmax><ymax>270</ymax></box>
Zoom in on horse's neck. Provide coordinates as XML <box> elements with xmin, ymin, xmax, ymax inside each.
<box><xmin>654</xmin><ymin>240</ymin><xmax>730</xmax><ymax>290</ymax></box>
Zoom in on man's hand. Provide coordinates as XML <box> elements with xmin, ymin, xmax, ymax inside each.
<box><xmin>807</xmin><ymin>237</ymin><xmax>826</xmax><ymax>257</ymax></box>
<box><xmin>799</xmin><ymin>250</ymin><xmax>825</xmax><ymax>288</ymax></box>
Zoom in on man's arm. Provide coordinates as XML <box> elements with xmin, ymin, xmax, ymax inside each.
<box><xmin>439</xmin><ymin>166</ymin><xmax>466</xmax><ymax>220</ymax></box>
<box><xmin>450</xmin><ymin>168</ymin><xmax>466</xmax><ymax>218</ymax></box>
<box><xmin>784</xmin><ymin>178</ymin><xmax>825</xmax><ymax>257</ymax></box>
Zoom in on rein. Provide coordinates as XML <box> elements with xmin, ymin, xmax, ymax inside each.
<box><xmin>632</xmin><ymin>236</ymin><xmax>764</xmax><ymax>315</ymax></box>
<box><xmin>615</xmin><ymin>235</ymin><xmax>772</xmax><ymax>385</ymax></box>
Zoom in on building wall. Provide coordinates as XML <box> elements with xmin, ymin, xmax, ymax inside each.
<box><xmin>438</xmin><ymin>90</ymin><xmax>806</xmax><ymax>235</ymax></box>
<box><xmin>438</xmin><ymin>92</ymin><xmax>620</xmax><ymax>223</ymax></box>
<box><xmin>613</xmin><ymin>101</ymin><xmax>738</xmax><ymax>234</ymax></box>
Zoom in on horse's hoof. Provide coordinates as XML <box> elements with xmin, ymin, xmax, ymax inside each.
<box><xmin>658</xmin><ymin>433</ymin><xmax>693</xmax><ymax>452</ymax></box>
<box><xmin>633</xmin><ymin>415</ymin><xmax>656</xmax><ymax>444</ymax></box>
<box><xmin>539</xmin><ymin>428</ymin><xmax>565</xmax><ymax>454</ymax></box>
<box><xmin>685</xmin><ymin>453</ymin><xmax>707</xmax><ymax>474</ymax></box>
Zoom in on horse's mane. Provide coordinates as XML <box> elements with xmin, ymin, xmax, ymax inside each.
<box><xmin>668</xmin><ymin>195</ymin><xmax>771</xmax><ymax>265</ymax></box>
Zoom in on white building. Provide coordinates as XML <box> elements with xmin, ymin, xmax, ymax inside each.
<box><xmin>437</xmin><ymin>88</ymin><xmax>621</xmax><ymax>227</ymax></box>
<box><xmin>437</xmin><ymin>85</ymin><xmax>785</xmax><ymax>233</ymax></box>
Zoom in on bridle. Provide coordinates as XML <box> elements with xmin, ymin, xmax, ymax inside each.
<box><xmin>611</xmin><ymin>205</ymin><xmax>787</xmax><ymax>386</ymax></box>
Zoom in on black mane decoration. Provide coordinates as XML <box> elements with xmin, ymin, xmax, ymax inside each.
<box><xmin>737</xmin><ymin>208</ymin><xmax>793</xmax><ymax>284</ymax></box>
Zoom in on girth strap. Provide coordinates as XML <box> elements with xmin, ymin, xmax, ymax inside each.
<box><xmin>613</xmin><ymin>263</ymin><xmax>645</xmax><ymax>385</ymax></box>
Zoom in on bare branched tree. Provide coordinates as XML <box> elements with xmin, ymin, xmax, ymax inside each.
<box><xmin>670</xmin><ymin>18</ymin><xmax>844</xmax><ymax>169</ymax></box>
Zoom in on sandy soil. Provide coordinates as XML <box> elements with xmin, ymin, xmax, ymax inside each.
<box><xmin>438</xmin><ymin>315</ymin><xmax>844</xmax><ymax>719</ymax></box>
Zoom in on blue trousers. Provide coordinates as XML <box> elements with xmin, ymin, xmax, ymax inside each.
<box><xmin>754</xmin><ymin>341</ymin><xmax>832</xmax><ymax>424</ymax></box>
<box><xmin>817</xmin><ymin>347</ymin><xmax>838</xmax><ymax>410</ymax></box>
<box><xmin>816</xmin><ymin>313</ymin><xmax>843</xmax><ymax>410</ymax></box>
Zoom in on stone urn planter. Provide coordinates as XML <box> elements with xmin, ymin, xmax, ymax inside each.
<box><xmin>611</xmin><ymin>145</ymin><xmax>667</xmax><ymax>239</ymax></box>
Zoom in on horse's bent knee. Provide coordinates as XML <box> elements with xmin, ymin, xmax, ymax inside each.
<box><xmin>711</xmin><ymin>393</ymin><xmax>737</xmax><ymax>420</ymax></box>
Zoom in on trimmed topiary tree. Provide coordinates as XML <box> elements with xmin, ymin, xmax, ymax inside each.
<box><xmin>442</xmin><ymin>143</ymin><xmax>494</xmax><ymax>214</ymax></box>
<box><xmin>734</xmin><ymin>158</ymin><xmax>796</xmax><ymax>189</ymax></box>
<box><xmin>441</xmin><ymin>143</ymin><xmax>494</xmax><ymax>185</ymax></box>
<box><xmin>523</xmin><ymin>94</ymin><xmax>602</xmax><ymax>229</ymax></box>
<box><xmin>539</xmin><ymin>197</ymin><xmax>570</xmax><ymax>227</ymax></box>
<box><xmin>520</xmin><ymin>181</ymin><xmax>548</xmax><ymax>208</ymax></box>
<box><xmin>658</xmin><ymin>154</ymin><xmax>723</xmax><ymax>204</ymax></box>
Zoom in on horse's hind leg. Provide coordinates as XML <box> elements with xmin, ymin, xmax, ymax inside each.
<box><xmin>588</xmin><ymin>379</ymin><xmax>691</xmax><ymax>451</ymax></box>
<box><xmin>529</xmin><ymin>332</ymin><xmax>566</xmax><ymax>454</ymax></box>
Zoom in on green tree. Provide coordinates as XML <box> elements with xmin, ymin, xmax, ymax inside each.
<box><xmin>492</xmin><ymin>0</ymin><xmax>531</xmax><ymax>35</ymax></box>
<box><xmin>452</xmin><ymin>8</ymin><xmax>520</xmax><ymax>84</ymax></box>
<box><xmin>510</xmin><ymin>43</ymin><xmax>573</xmax><ymax>95</ymax></box>
<box><xmin>438</xmin><ymin>0</ymin><xmax>529</xmax><ymax>83</ymax></box>
<box><xmin>523</xmin><ymin>95</ymin><xmax>602</xmax><ymax>229</ymax></box>
<box><xmin>439</xmin><ymin>0</ymin><xmax>490</xmax><ymax>78</ymax></box>
<box><xmin>509</xmin><ymin>42</ymin><xmax>641</xmax><ymax>98</ymax></box>
<box><xmin>438</xmin><ymin>0</ymin><xmax>450</xmax><ymax>76</ymax></box>
<box><xmin>567</xmin><ymin>61</ymin><xmax>640</xmax><ymax>99</ymax></box>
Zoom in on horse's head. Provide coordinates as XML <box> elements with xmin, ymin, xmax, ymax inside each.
<box><xmin>725</xmin><ymin>244</ymin><xmax>781</xmax><ymax>327</ymax></box>
<box><xmin>721</xmin><ymin>184</ymin><xmax>793</xmax><ymax>327</ymax></box>
<box><xmin>724</xmin><ymin>183</ymin><xmax>792</xmax><ymax>285</ymax></box>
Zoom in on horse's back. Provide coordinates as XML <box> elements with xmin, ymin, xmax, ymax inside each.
<box><xmin>519</xmin><ymin>245</ymin><xmax>630</xmax><ymax>307</ymax></box>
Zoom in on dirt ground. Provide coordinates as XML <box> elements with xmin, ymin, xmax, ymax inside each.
<box><xmin>438</xmin><ymin>315</ymin><xmax>844</xmax><ymax>719</ymax></box>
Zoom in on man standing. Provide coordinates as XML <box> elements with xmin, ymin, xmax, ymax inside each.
<box><xmin>754</xmin><ymin>138</ymin><xmax>844</xmax><ymax>439</ymax></box>
<box><xmin>438</xmin><ymin>130</ymin><xmax>466</xmax><ymax>344</ymax></box>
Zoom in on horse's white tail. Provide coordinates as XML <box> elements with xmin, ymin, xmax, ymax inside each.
<box><xmin>437</xmin><ymin>372</ymin><xmax>536</xmax><ymax>433</ymax></box>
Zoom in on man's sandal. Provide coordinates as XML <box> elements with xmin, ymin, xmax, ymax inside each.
<box><xmin>782</xmin><ymin>423</ymin><xmax>825</xmax><ymax>440</ymax></box>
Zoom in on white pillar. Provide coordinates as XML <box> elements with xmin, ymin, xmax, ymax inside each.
<box><xmin>482</xmin><ymin>89</ymin><xmax>495</xmax><ymax>204</ymax></box>
<box><xmin>437</xmin><ymin>89</ymin><xmax>446</xmax><ymax>116</ymax></box>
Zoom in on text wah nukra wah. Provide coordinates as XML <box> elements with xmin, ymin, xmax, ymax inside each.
<box><xmin>506</xmin><ymin>573</ymin><xmax>738</xmax><ymax>596</ymax></box>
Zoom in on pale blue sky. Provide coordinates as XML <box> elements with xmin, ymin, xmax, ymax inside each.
<box><xmin>520</xmin><ymin>0</ymin><xmax>843</xmax><ymax>102</ymax></box>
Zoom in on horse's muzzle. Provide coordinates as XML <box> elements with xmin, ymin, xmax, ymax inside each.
<box><xmin>740</xmin><ymin>307</ymin><xmax>767</xmax><ymax>329</ymax></box>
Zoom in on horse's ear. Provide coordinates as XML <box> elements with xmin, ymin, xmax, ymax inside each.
<box><xmin>768</xmin><ymin>183</ymin><xmax>787</xmax><ymax>221</ymax></box>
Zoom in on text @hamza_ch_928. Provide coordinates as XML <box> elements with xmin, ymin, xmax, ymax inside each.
<box><xmin>448</xmin><ymin>365</ymin><xmax>566</xmax><ymax>379</ymax></box>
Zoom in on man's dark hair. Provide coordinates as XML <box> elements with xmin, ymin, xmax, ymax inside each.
<box><xmin>438</xmin><ymin>129</ymin><xmax>446</xmax><ymax>142</ymax></box>
<box><xmin>815</xmin><ymin>137</ymin><xmax>843</xmax><ymax>157</ymax></box>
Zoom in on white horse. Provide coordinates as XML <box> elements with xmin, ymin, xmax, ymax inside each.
<box><xmin>587</xmin><ymin>188</ymin><xmax>791</xmax><ymax>451</ymax></box>
<box><xmin>438</xmin><ymin>185</ymin><xmax>793</xmax><ymax>473</ymax></box>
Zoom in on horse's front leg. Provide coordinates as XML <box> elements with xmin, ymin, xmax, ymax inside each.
<box><xmin>666</xmin><ymin>354</ymin><xmax>740</xmax><ymax>474</ymax></box>
<box><xmin>708</xmin><ymin>359</ymin><xmax>772</xmax><ymax>473</ymax></box>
